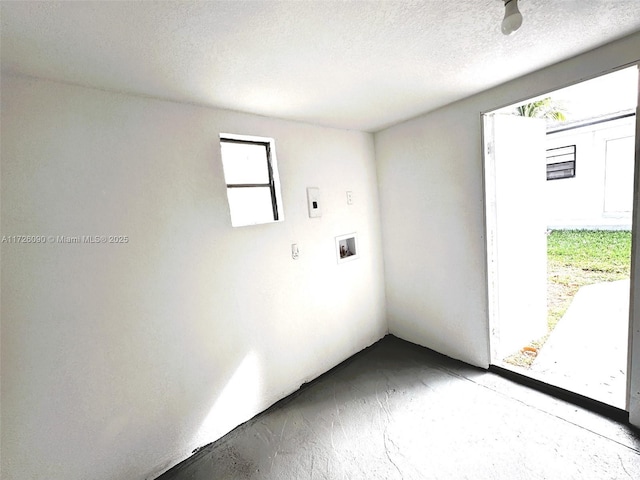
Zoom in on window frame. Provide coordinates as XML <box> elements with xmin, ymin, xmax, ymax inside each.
<box><xmin>219</xmin><ymin>134</ymin><xmax>283</xmax><ymax>227</ymax></box>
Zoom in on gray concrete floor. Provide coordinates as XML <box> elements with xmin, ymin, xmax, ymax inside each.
<box><xmin>158</xmin><ymin>336</ymin><xmax>640</xmax><ymax>480</ymax></box>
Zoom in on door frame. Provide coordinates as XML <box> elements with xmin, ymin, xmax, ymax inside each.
<box><xmin>481</xmin><ymin>64</ymin><xmax>640</xmax><ymax>425</ymax></box>
<box><xmin>627</xmin><ymin>63</ymin><xmax>640</xmax><ymax>425</ymax></box>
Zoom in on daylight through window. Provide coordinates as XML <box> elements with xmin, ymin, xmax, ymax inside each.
<box><xmin>219</xmin><ymin>135</ymin><xmax>283</xmax><ymax>227</ymax></box>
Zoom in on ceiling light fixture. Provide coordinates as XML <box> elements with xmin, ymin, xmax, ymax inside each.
<box><xmin>501</xmin><ymin>0</ymin><xmax>523</xmax><ymax>35</ymax></box>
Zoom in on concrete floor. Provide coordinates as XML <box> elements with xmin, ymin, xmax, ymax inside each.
<box><xmin>157</xmin><ymin>336</ymin><xmax>640</xmax><ymax>480</ymax></box>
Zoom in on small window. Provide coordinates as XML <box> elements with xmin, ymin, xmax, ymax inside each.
<box><xmin>219</xmin><ymin>134</ymin><xmax>284</xmax><ymax>227</ymax></box>
<box><xmin>546</xmin><ymin>145</ymin><xmax>576</xmax><ymax>180</ymax></box>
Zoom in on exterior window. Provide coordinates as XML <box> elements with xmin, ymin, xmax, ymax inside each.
<box><xmin>219</xmin><ymin>135</ymin><xmax>283</xmax><ymax>227</ymax></box>
<box><xmin>546</xmin><ymin>145</ymin><xmax>576</xmax><ymax>180</ymax></box>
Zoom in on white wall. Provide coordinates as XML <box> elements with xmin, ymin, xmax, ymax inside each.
<box><xmin>0</xmin><ymin>76</ymin><xmax>387</xmax><ymax>480</ymax></box>
<box><xmin>375</xmin><ymin>33</ymin><xmax>640</xmax><ymax>369</ymax></box>
<box><xmin>545</xmin><ymin>116</ymin><xmax>636</xmax><ymax>230</ymax></box>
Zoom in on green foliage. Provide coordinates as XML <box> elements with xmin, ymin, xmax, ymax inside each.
<box><xmin>515</xmin><ymin>97</ymin><xmax>567</xmax><ymax>122</ymax></box>
<box><xmin>547</xmin><ymin>229</ymin><xmax>631</xmax><ymax>275</ymax></box>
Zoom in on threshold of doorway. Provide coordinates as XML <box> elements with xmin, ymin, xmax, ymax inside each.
<box><xmin>489</xmin><ymin>364</ymin><xmax>629</xmax><ymax>424</ymax></box>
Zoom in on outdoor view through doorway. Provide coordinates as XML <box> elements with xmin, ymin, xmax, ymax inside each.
<box><xmin>483</xmin><ymin>66</ymin><xmax>639</xmax><ymax>410</ymax></box>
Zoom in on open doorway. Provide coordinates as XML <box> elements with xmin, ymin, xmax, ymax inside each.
<box><xmin>483</xmin><ymin>66</ymin><xmax>638</xmax><ymax>410</ymax></box>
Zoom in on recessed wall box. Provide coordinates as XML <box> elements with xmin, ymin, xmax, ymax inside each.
<box><xmin>335</xmin><ymin>233</ymin><xmax>359</xmax><ymax>264</ymax></box>
<box><xmin>307</xmin><ymin>187</ymin><xmax>321</xmax><ymax>218</ymax></box>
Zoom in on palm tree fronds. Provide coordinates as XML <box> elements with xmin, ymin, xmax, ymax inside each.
<box><xmin>515</xmin><ymin>97</ymin><xmax>567</xmax><ymax>122</ymax></box>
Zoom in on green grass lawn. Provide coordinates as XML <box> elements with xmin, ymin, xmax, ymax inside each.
<box><xmin>547</xmin><ymin>230</ymin><xmax>631</xmax><ymax>329</ymax></box>
<box><xmin>547</xmin><ymin>230</ymin><xmax>631</xmax><ymax>275</ymax></box>
<box><xmin>504</xmin><ymin>229</ymin><xmax>631</xmax><ymax>368</ymax></box>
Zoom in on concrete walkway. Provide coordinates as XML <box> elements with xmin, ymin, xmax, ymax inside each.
<box><xmin>529</xmin><ymin>279</ymin><xmax>630</xmax><ymax>409</ymax></box>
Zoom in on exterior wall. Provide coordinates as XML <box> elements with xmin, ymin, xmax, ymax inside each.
<box><xmin>0</xmin><ymin>75</ymin><xmax>387</xmax><ymax>480</ymax></box>
<box><xmin>545</xmin><ymin>115</ymin><xmax>636</xmax><ymax>230</ymax></box>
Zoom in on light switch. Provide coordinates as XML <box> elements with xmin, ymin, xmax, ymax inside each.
<box><xmin>291</xmin><ymin>243</ymin><xmax>299</xmax><ymax>260</ymax></box>
<box><xmin>307</xmin><ymin>187</ymin><xmax>321</xmax><ymax>218</ymax></box>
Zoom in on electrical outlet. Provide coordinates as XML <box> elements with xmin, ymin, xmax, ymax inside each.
<box><xmin>346</xmin><ymin>191</ymin><xmax>353</xmax><ymax>205</ymax></box>
<box><xmin>291</xmin><ymin>243</ymin><xmax>299</xmax><ymax>260</ymax></box>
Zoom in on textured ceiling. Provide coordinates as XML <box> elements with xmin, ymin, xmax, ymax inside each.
<box><xmin>2</xmin><ymin>1</ymin><xmax>640</xmax><ymax>132</ymax></box>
